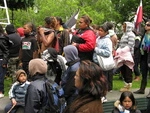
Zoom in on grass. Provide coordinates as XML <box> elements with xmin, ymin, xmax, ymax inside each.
<box><xmin>4</xmin><ymin>74</ymin><xmax>150</xmax><ymax>96</ymax></box>
<box><xmin>113</xmin><ymin>74</ymin><xmax>150</xmax><ymax>90</ymax></box>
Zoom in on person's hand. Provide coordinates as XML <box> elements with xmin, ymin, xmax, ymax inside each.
<box><xmin>11</xmin><ymin>98</ymin><xmax>17</xmax><ymax>106</ymax></box>
<box><xmin>38</xmin><ymin>27</ymin><xmax>44</xmax><ymax>34</ymax></box>
<box><xmin>18</xmin><ymin>62</ymin><xmax>23</xmax><ymax>68</ymax></box>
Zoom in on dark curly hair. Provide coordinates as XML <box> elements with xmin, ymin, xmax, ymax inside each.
<box><xmin>77</xmin><ymin>60</ymin><xmax>108</xmax><ymax>99</ymax></box>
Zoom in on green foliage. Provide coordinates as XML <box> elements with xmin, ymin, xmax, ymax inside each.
<box><xmin>1</xmin><ymin>0</ymin><xmax>150</xmax><ymax>30</ymax></box>
<box><xmin>1</xmin><ymin>0</ymin><xmax>119</xmax><ymax>27</ymax></box>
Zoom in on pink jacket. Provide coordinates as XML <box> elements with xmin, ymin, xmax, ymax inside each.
<box><xmin>114</xmin><ymin>46</ymin><xmax>134</xmax><ymax>70</ymax></box>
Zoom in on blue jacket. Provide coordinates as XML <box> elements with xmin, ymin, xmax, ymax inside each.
<box><xmin>93</xmin><ymin>35</ymin><xmax>112</xmax><ymax>64</ymax></box>
<box><xmin>9</xmin><ymin>81</ymin><xmax>30</xmax><ymax>104</ymax></box>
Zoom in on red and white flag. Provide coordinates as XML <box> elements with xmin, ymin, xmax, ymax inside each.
<box><xmin>134</xmin><ymin>0</ymin><xmax>143</xmax><ymax>31</ymax></box>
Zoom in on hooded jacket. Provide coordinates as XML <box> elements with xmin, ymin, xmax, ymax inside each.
<box><xmin>61</xmin><ymin>45</ymin><xmax>80</xmax><ymax>105</ymax></box>
<box><xmin>8</xmin><ymin>69</ymin><xmax>30</xmax><ymax>104</ymax></box>
<box><xmin>25</xmin><ymin>74</ymin><xmax>47</xmax><ymax>113</ymax></box>
<box><xmin>112</xmin><ymin>100</ymin><xmax>141</xmax><ymax>113</ymax></box>
<box><xmin>93</xmin><ymin>34</ymin><xmax>113</xmax><ymax>65</ymax></box>
<box><xmin>118</xmin><ymin>22</ymin><xmax>135</xmax><ymax>56</ymax></box>
<box><xmin>25</xmin><ymin>58</ymin><xmax>48</xmax><ymax>113</ymax></box>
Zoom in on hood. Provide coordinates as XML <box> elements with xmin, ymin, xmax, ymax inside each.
<box><xmin>15</xmin><ymin>69</ymin><xmax>27</xmax><ymax>81</ymax></box>
<box><xmin>29</xmin><ymin>58</ymin><xmax>48</xmax><ymax>76</ymax></box>
<box><xmin>63</xmin><ymin>45</ymin><xmax>79</xmax><ymax>62</ymax></box>
<box><xmin>124</xmin><ymin>22</ymin><xmax>134</xmax><ymax>32</ymax></box>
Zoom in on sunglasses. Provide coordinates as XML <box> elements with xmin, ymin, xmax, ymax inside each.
<box><xmin>146</xmin><ymin>24</ymin><xmax>150</xmax><ymax>27</ymax></box>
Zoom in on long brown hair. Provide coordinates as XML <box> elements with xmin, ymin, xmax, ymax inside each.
<box><xmin>78</xmin><ymin>60</ymin><xmax>108</xmax><ymax>98</ymax></box>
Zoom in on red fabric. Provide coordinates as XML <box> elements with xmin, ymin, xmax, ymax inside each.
<box><xmin>134</xmin><ymin>0</ymin><xmax>143</xmax><ymax>29</ymax></box>
<box><xmin>54</xmin><ymin>37</ymin><xmax>59</xmax><ymax>53</ymax></box>
<box><xmin>76</xmin><ymin>30</ymin><xmax>96</xmax><ymax>52</ymax></box>
<box><xmin>17</xmin><ymin>27</ymin><xmax>24</xmax><ymax>37</ymax></box>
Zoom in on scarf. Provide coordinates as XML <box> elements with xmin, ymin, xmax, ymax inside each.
<box><xmin>140</xmin><ymin>33</ymin><xmax>150</xmax><ymax>55</ymax></box>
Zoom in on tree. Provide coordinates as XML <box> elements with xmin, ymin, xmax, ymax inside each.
<box><xmin>0</xmin><ymin>0</ymin><xmax>35</xmax><ymax>23</ymax></box>
<box><xmin>0</xmin><ymin>0</ymin><xmax>34</xmax><ymax>10</ymax></box>
<box><xmin>111</xmin><ymin>0</ymin><xmax>150</xmax><ymax>23</ymax></box>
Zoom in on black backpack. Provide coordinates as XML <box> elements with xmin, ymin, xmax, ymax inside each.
<box><xmin>42</xmin><ymin>79</ymin><xmax>66</xmax><ymax>113</ymax></box>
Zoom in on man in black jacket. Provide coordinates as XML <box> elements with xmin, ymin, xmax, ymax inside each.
<box><xmin>0</xmin><ymin>24</ymin><xmax>10</xmax><ymax>98</ymax></box>
<box><xmin>5</xmin><ymin>24</ymin><xmax>21</xmax><ymax>82</ymax></box>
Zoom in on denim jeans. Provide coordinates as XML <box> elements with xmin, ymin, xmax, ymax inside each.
<box><xmin>0</xmin><ymin>60</ymin><xmax>7</xmax><ymax>94</ymax></box>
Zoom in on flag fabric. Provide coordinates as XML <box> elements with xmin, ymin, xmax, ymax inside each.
<box><xmin>65</xmin><ymin>10</ymin><xmax>79</xmax><ymax>29</ymax></box>
<box><xmin>134</xmin><ymin>0</ymin><xmax>143</xmax><ymax>31</ymax></box>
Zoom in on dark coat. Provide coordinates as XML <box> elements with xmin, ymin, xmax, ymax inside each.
<box><xmin>0</xmin><ymin>34</ymin><xmax>11</xmax><ymax>65</ymax></box>
<box><xmin>25</xmin><ymin>74</ymin><xmax>47</xmax><ymax>113</ymax></box>
<box><xmin>63</xmin><ymin>94</ymin><xmax>103</xmax><ymax>113</ymax></box>
<box><xmin>7</xmin><ymin>33</ymin><xmax>21</xmax><ymax>58</ymax></box>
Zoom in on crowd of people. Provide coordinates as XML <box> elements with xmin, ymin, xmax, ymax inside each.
<box><xmin>0</xmin><ymin>14</ymin><xmax>150</xmax><ymax>113</ymax></box>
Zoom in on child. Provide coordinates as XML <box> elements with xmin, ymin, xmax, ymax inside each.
<box><xmin>112</xmin><ymin>91</ymin><xmax>141</xmax><ymax>113</ymax></box>
<box><xmin>4</xmin><ymin>69</ymin><xmax>30</xmax><ymax>113</ymax></box>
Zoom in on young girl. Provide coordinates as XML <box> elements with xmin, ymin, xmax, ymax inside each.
<box><xmin>93</xmin><ymin>24</ymin><xmax>114</xmax><ymax>102</ymax></box>
<box><xmin>112</xmin><ymin>91</ymin><xmax>141</xmax><ymax>113</ymax></box>
<box><xmin>4</xmin><ymin>69</ymin><xmax>30</xmax><ymax>113</ymax></box>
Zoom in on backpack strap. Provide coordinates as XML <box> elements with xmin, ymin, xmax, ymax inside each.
<box><xmin>45</xmin><ymin>79</ymin><xmax>60</xmax><ymax>113</ymax></box>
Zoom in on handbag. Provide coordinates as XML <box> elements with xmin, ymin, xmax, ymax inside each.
<box><xmin>96</xmin><ymin>53</ymin><xmax>116</xmax><ymax>71</ymax></box>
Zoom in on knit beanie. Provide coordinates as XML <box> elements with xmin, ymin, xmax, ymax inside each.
<box><xmin>5</xmin><ymin>24</ymin><xmax>16</xmax><ymax>34</ymax></box>
<box><xmin>15</xmin><ymin>69</ymin><xmax>27</xmax><ymax>81</ymax></box>
<box><xmin>29</xmin><ymin>58</ymin><xmax>48</xmax><ymax>76</ymax></box>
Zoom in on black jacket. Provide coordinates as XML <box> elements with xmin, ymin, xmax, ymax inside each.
<box><xmin>25</xmin><ymin>74</ymin><xmax>47</xmax><ymax>113</ymax></box>
<box><xmin>7</xmin><ymin>33</ymin><xmax>21</xmax><ymax>58</ymax></box>
<box><xmin>0</xmin><ymin>34</ymin><xmax>10</xmax><ymax>65</ymax></box>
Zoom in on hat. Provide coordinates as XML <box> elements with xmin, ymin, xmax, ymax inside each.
<box><xmin>15</xmin><ymin>69</ymin><xmax>27</xmax><ymax>81</ymax></box>
<box><xmin>5</xmin><ymin>24</ymin><xmax>16</xmax><ymax>34</ymax></box>
<box><xmin>41</xmin><ymin>47</ymin><xmax>58</xmax><ymax>62</ymax></box>
<box><xmin>29</xmin><ymin>58</ymin><xmax>48</xmax><ymax>76</ymax></box>
<box><xmin>17</xmin><ymin>27</ymin><xmax>24</xmax><ymax>37</ymax></box>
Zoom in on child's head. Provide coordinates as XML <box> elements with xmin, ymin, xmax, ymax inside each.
<box><xmin>119</xmin><ymin>91</ymin><xmax>136</xmax><ymax>110</ymax></box>
<box><xmin>16</xmin><ymin>69</ymin><xmax>27</xmax><ymax>83</ymax></box>
<box><xmin>98</xmin><ymin>24</ymin><xmax>109</xmax><ymax>37</ymax></box>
